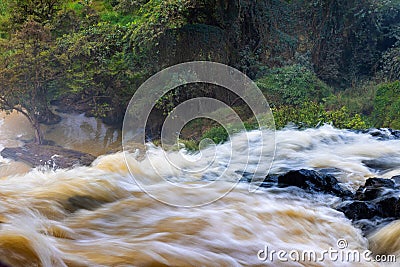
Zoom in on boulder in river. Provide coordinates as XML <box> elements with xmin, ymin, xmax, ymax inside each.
<box><xmin>337</xmin><ymin>201</ymin><xmax>380</xmax><ymax>220</ymax></box>
<box><xmin>277</xmin><ymin>169</ymin><xmax>353</xmax><ymax>197</ymax></box>
<box><xmin>355</xmin><ymin>177</ymin><xmax>396</xmax><ymax>201</ymax></box>
<box><xmin>335</xmin><ymin>175</ymin><xmax>400</xmax><ymax>236</ymax></box>
<box><xmin>375</xmin><ymin>195</ymin><xmax>400</xmax><ymax>218</ymax></box>
<box><xmin>0</xmin><ymin>143</ymin><xmax>96</xmax><ymax>169</ymax></box>
<box><xmin>391</xmin><ymin>175</ymin><xmax>400</xmax><ymax>185</ymax></box>
<box><xmin>361</xmin><ymin>128</ymin><xmax>400</xmax><ymax>140</ymax></box>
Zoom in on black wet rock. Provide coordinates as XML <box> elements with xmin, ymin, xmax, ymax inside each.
<box><xmin>391</xmin><ymin>175</ymin><xmax>400</xmax><ymax>185</ymax></box>
<box><xmin>336</xmin><ymin>175</ymin><xmax>400</xmax><ymax>235</ymax></box>
<box><xmin>388</xmin><ymin>128</ymin><xmax>400</xmax><ymax>139</ymax></box>
<box><xmin>277</xmin><ymin>169</ymin><xmax>353</xmax><ymax>197</ymax></box>
<box><xmin>366</xmin><ymin>177</ymin><xmax>396</xmax><ymax>188</ymax></box>
<box><xmin>337</xmin><ymin>201</ymin><xmax>380</xmax><ymax>220</ymax></box>
<box><xmin>237</xmin><ymin>171</ymin><xmax>255</xmax><ymax>182</ymax></box>
<box><xmin>237</xmin><ymin>172</ymin><xmax>278</xmax><ymax>188</ymax></box>
<box><xmin>355</xmin><ymin>178</ymin><xmax>396</xmax><ymax>201</ymax></box>
<box><xmin>361</xmin><ymin>128</ymin><xmax>400</xmax><ymax>140</ymax></box>
<box><xmin>259</xmin><ymin>175</ymin><xmax>278</xmax><ymax>188</ymax></box>
<box><xmin>375</xmin><ymin>195</ymin><xmax>400</xmax><ymax>218</ymax></box>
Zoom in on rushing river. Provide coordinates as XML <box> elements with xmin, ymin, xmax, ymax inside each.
<box><xmin>0</xmin><ymin>111</ymin><xmax>399</xmax><ymax>266</ymax></box>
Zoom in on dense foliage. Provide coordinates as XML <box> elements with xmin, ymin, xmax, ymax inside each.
<box><xmin>272</xmin><ymin>103</ymin><xmax>367</xmax><ymax>130</ymax></box>
<box><xmin>0</xmin><ymin>20</ymin><xmax>61</xmax><ymax>144</ymax></box>
<box><xmin>256</xmin><ymin>65</ymin><xmax>332</xmax><ymax>106</ymax></box>
<box><xmin>0</xmin><ymin>0</ymin><xmax>399</xmax><ymax>145</ymax></box>
<box><xmin>372</xmin><ymin>81</ymin><xmax>400</xmax><ymax>128</ymax></box>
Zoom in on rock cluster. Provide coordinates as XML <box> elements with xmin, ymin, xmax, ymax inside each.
<box><xmin>254</xmin><ymin>169</ymin><xmax>400</xmax><ymax>235</ymax></box>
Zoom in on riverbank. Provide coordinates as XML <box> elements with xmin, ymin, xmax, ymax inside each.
<box><xmin>1</xmin><ymin>143</ymin><xmax>96</xmax><ymax>169</ymax></box>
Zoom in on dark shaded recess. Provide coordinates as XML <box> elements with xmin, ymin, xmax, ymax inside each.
<box><xmin>153</xmin><ymin>0</ymin><xmax>399</xmax><ymax>90</ymax></box>
<box><xmin>157</xmin><ymin>24</ymin><xmax>230</xmax><ymax>67</ymax></box>
<box><xmin>144</xmin><ymin>82</ymin><xmax>252</xmax><ymax>140</ymax></box>
<box><xmin>145</xmin><ymin>107</ymin><xmax>166</xmax><ymax>141</ymax></box>
<box><xmin>51</xmin><ymin>92</ymin><xmax>125</xmax><ymax>126</ymax></box>
<box><xmin>51</xmin><ymin>94</ymin><xmax>93</xmax><ymax>114</ymax></box>
<box><xmin>101</xmin><ymin>102</ymin><xmax>126</xmax><ymax>126</ymax></box>
<box><xmin>308</xmin><ymin>0</ymin><xmax>399</xmax><ymax>88</ymax></box>
<box><xmin>37</xmin><ymin>107</ymin><xmax>61</xmax><ymax>125</ymax></box>
<box><xmin>375</xmin><ymin>8</ymin><xmax>400</xmax><ymax>53</ymax></box>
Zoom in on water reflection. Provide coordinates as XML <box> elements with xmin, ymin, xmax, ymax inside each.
<box><xmin>0</xmin><ymin>109</ymin><xmax>122</xmax><ymax>162</ymax></box>
<box><xmin>43</xmin><ymin>111</ymin><xmax>122</xmax><ymax>156</ymax></box>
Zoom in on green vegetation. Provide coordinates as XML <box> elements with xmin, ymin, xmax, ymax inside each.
<box><xmin>0</xmin><ymin>20</ymin><xmax>61</xmax><ymax>144</ymax></box>
<box><xmin>372</xmin><ymin>81</ymin><xmax>400</xmax><ymax>128</ymax></box>
<box><xmin>272</xmin><ymin>103</ymin><xmax>367</xmax><ymax>130</ymax></box>
<box><xmin>256</xmin><ymin>65</ymin><xmax>332</xmax><ymax>107</ymax></box>
<box><xmin>199</xmin><ymin>122</ymin><xmax>256</xmax><ymax>144</ymax></box>
<box><xmin>255</xmin><ymin>65</ymin><xmax>368</xmax><ymax>131</ymax></box>
<box><xmin>0</xmin><ymin>0</ymin><xmax>399</xmax><ymax>146</ymax></box>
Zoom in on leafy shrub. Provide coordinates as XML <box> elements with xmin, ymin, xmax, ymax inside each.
<box><xmin>256</xmin><ymin>65</ymin><xmax>333</xmax><ymax>106</ymax></box>
<box><xmin>272</xmin><ymin>102</ymin><xmax>325</xmax><ymax>128</ymax></box>
<box><xmin>323</xmin><ymin>82</ymin><xmax>377</xmax><ymax>116</ymax></box>
<box><xmin>273</xmin><ymin>102</ymin><xmax>367</xmax><ymax>129</ymax></box>
<box><xmin>372</xmin><ymin>81</ymin><xmax>400</xmax><ymax>128</ymax></box>
<box><xmin>179</xmin><ymin>139</ymin><xmax>199</xmax><ymax>151</ymax></box>
<box><xmin>200</xmin><ymin>122</ymin><xmax>257</xmax><ymax>144</ymax></box>
<box><xmin>327</xmin><ymin>108</ymin><xmax>367</xmax><ymax>129</ymax></box>
<box><xmin>201</xmin><ymin>126</ymin><xmax>228</xmax><ymax>144</ymax></box>
<box><xmin>198</xmin><ymin>103</ymin><xmax>367</xmax><ymax>146</ymax></box>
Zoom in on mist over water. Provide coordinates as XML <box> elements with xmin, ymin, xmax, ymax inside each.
<box><xmin>0</xmin><ymin>114</ymin><xmax>399</xmax><ymax>266</ymax></box>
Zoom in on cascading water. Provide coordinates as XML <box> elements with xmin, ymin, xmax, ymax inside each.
<box><xmin>0</xmin><ymin>113</ymin><xmax>399</xmax><ymax>266</ymax></box>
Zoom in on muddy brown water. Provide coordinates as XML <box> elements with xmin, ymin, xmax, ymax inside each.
<box><xmin>0</xmin><ymin>112</ymin><xmax>399</xmax><ymax>266</ymax></box>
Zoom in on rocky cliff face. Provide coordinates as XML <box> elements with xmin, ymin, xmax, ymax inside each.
<box><xmin>156</xmin><ymin>0</ymin><xmax>399</xmax><ymax>86</ymax></box>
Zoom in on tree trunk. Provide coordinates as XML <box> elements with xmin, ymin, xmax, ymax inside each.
<box><xmin>33</xmin><ymin>119</ymin><xmax>44</xmax><ymax>145</ymax></box>
<box><xmin>12</xmin><ymin>108</ymin><xmax>45</xmax><ymax>145</ymax></box>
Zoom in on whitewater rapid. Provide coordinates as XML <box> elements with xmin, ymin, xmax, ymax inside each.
<box><xmin>0</xmin><ymin>125</ymin><xmax>400</xmax><ymax>266</ymax></box>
